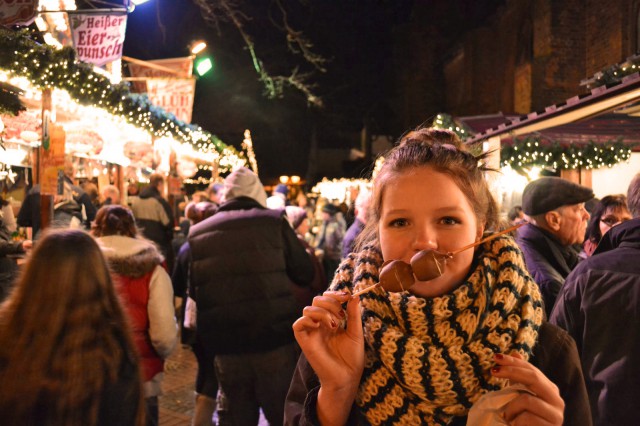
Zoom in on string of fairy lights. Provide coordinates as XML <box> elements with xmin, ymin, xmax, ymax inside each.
<box><xmin>500</xmin><ymin>137</ymin><xmax>633</xmax><ymax>173</ymax></box>
<box><xmin>0</xmin><ymin>28</ymin><xmax>247</xmax><ymax>173</ymax></box>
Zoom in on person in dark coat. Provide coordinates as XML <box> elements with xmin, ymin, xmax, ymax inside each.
<box><xmin>550</xmin><ymin>173</ymin><xmax>640</xmax><ymax>426</ymax></box>
<box><xmin>285</xmin><ymin>205</ymin><xmax>328</xmax><ymax>310</ymax></box>
<box><xmin>188</xmin><ymin>167</ymin><xmax>314</xmax><ymax>426</ymax></box>
<box><xmin>516</xmin><ymin>177</ymin><xmax>593</xmax><ymax>316</ymax></box>
<box><xmin>0</xmin><ymin>224</ymin><xmax>31</xmax><ymax>302</ymax></box>
<box><xmin>341</xmin><ymin>187</ymin><xmax>371</xmax><ymax>259</ymax></box>
<box><xmin>130</xmin><ymin>174</ymin><xmax>175</xmax><ymax>271</ymax></box>
<box><xmin>171</xmin><ymin>200</ymin><xmax>219</xmax><ymax>426</ymax></box>
<box><xmin>17</xmin><ymin>173</ymin><xmax>97</xmax><ymax>238</ymax></box>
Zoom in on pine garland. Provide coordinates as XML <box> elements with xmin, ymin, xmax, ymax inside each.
<box><xmin>501</xmin><ymin>136</ymin><xmax>633</xmax><ymax>173</ymax></box>
<box><xmin>432</xmin><ymin>113</ymin><xmax>474</xmax><ymax>140</ymax></box>
<box><xmin>0</xmin><ymin>82</ymin><xmax>26</xmax><ymax>117</ymax></box>
<box><xmin>0</xmin><ymin>28</ymin><xmax>243</xmax><ymax>169</ymax></box>
<box><xmin>583</xmin><ymin>55</ymin><xmax>640</xmax><ymax>89</ymax></box>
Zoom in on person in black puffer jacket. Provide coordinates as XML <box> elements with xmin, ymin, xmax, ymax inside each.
<box><xmin>189</xmin><ymin>167</ymin><xmax>314</xmax><ymax>426</ymax></box>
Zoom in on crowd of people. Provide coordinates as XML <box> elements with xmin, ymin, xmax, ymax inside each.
<box><xmin>0</xmin><ymin>127</ymin><xmax>637</xmax><ymax>425</ymax></box>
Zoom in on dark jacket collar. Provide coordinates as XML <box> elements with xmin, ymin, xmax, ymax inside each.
<box><xmin>217</xmin><ymin>196</ymin><xmax>265</xmax><ymax>213</ymax></box>
<box><xmin>139</xmin><ymin>185</ymin><xmax>161</xmax><ymax>199</ymax></box>
<box><xmin>517</xmin><ymin>222</ymin><xmax>580</xmax><ymax>273</ymax></box>
<box><xmin>593</xmin><ymin>217</ymin><xmax>640</xmax><ymax>255</ymax></box>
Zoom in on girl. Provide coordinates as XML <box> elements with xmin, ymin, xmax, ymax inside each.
<box><xmin>92</xmin><ymin>205</ymin><xmax>177</xmax><ymax>426</ymax></box>
<box><xmin>0</xmin><ymin>229</ymin><xmax>143</xmax><ymax>426</ymax></box>
<box><xmin>286</xmin><ymin>128</ymin><xmax>590</xmax><ymax>425</ymax></box>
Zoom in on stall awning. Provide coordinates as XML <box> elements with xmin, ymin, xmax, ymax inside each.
<box><xmin>465</xmin><ymin>72</ymin><xmax>640</xmax><ymax>146</ymax></box>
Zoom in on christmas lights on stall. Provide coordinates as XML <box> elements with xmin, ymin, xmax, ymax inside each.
<box><xmin>0</xmin><ymin>28</ymin><xmax>244</xmax><ymax>172</ymax></box>
<box><xmin>242</xmin><ymin>129</ymin><xmax>258</xmax><ymax>175</ymax></box>
<box><xmin>500</xmin><ymin>136</ymin><xmax>633</xmax><ymax>174</ymax></box>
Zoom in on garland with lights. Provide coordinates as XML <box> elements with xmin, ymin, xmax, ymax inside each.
<box><xmin>432</xmin><ymin>113</ymin><xmax>474</xmax><ymax>140</ymax></box>
<box><xmin>0</xmin><ymin>82</ymin><xmax>25</xmax><ymax>117</ymax></box>
<box><xmin>0</xmin><ymin>28</ymin><xmax>244</xmax><ymax>170</ymax></box>
<box><xmin>501</xmin><ymin>136</ymin><xmax>633</xmax><ymax>173</ymax></box>
<box><xmin>582</xmin><ymin>54</ymin><xmax>640</xmax><ymax>89</ymax></box>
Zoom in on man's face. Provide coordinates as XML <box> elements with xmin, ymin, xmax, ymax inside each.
<box><xmin>553</xmin><ymin>203</ymin><xmax>590</xmax><ymax>245</ymax></box>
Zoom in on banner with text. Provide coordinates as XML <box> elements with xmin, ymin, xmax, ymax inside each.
<box><xmin>127</xmin><ymin>56</ymin><xmax>193</xmax><ymax>93</ymax></box>
<box><xmin>145</xmin><ymin>77</ymin><xmax>196</xmax><ymax>124</ymax></box>
<box><xmin>69</xmin><ymin>11</ymin><xmax>128</xmax><ymax>67</ymax></box>
<box><xmin>0</xmin><ymin>0</ymin><xmax>38</xmax><ymax>26</ymax></box>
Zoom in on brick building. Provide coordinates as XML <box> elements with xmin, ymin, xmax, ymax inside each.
<box><xmin>394</xmin><ymin>0</ymin><xmax>640</xmax><ymax>124</ymax></box>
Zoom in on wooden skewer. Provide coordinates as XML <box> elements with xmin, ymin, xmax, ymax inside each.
<box><xmin>349</xmin><ymin>223</ymin><xmax>525</xmax><ymax>298</ymax></box>
<box><xmin>351</xmin><ymin>283</ymin><xmax>380</xmax><ymax>297</ymax></box>
<box><xmin>450</xmin><ymin>222</ymin><xmax>525</xmax><ymax>255</ymax></box>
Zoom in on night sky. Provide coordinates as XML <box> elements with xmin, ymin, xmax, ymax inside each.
<box><xmin>95</xmin><ymin>0</ymin><xmax>503</xmax><ymax>184</ymax></box>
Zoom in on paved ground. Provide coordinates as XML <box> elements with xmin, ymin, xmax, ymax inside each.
<box><xmin>159</xmin><ymin>344</ymin><xmax>198</xmax><ymax>426</ymax></box>
<box><xmin>158</xmin><ymin>344</ymin><xmax>268</xmax><ymax>426</ymax></box>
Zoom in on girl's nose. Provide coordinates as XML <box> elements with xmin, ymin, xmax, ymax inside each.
<box><xmin>411</xmin><ymin>227</ymin><xmax>438</xmax><ymax>252</ymax></box>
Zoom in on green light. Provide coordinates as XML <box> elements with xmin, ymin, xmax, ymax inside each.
<box><xmin>196</xmin><ymin>58</ymin><xmax>213</xmax><ymax>76</ymax></box>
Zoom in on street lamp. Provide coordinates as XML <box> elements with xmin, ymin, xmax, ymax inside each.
<box><xmin>191</xmin><ymin>41</ymin><xmax>207</xmax><ymax>55</ymax></box>
<box><xmin>195</xmin><ymin>58</ymin><xmax>213</xmax><ymax>76</ymax></box>
<box><xmin>190</xmin><ymin>41</ymin><xmax>213</xmax><ymax>77</ymax></box>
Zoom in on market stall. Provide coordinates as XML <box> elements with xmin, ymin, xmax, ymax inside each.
<box><xmin>0</xmin><ymin>28</ymin><xmax>247</xmax><ymax>224</ymax></box>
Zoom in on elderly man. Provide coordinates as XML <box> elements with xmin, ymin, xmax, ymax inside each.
<box><xmin>188</xmin><ymin>167</ymin><xmax>313</xmax><ymax>426</ymax></box>
<box><xmin>516</xmin><ymin>177</ymin><xmax>593</xmax><ymax>316</ymax></box>
<box><xmin>550</xmin><ymin>173</ymin><xmax>640</xmax><ymax>426</ymax></box>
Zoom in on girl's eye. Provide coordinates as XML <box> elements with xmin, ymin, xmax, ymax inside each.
<box><xmin>440</xmin><ymin>217</ymin><xmax>460</xmax><ymax>226</ymax></box>
<box><xmin>388</xmin><ymin>218</ymin><xmax>408</xmax><ymax>228</ymax></box>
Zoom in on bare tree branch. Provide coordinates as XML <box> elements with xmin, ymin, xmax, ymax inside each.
<box><xmin>192</xmin><ymin>0</ymin><xmax>325</xmax><ymax>108</ymax></box>
<box><xmin>271</xmin><ymin>0</ymin><xmax>327</xmax><ymax>73</ymax></box>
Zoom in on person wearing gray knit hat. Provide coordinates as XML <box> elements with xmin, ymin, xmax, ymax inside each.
<box><xmin>221</xmin><ymin>167</ymin><xmax>267</xmax><ymax>207</ymax></box>
<box><xmin>516</xmin><ymin>177</ymin><xmax>592</xmax><ymax>316</ymax></box>
<box><xmin>187</xmin><ymin>166</ymin><xmax>314</xmax><ymax>425</ymax></box>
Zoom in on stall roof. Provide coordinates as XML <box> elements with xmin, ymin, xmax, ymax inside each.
<box><xmin>464</xmin><ymin>72</ymin><xmax>640</xmax><ymax>145</ymax></box>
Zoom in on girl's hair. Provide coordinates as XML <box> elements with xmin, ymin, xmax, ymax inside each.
<box><xmin>185</xmin><ymin>201</ymin><xmax>218</xmax><ymax>225</ymax></box>
<box><xmin>92</xmin><ymin>205</ymin><xmax>138</xmax><ymax>238</ymax></box>
<box><xmin>585</xmin><ymin>194</ymin><xmax>629</xmax><ymax>244</ymax></box>
<box><xmin>357</xmin><ymin>127</ymin><xmax>499</xmax><ymax>249</ymax></box>
<box><xmin>0</xmin><ymin>229</ymin><xmax>144</xmax><ymax>425</ymax></box>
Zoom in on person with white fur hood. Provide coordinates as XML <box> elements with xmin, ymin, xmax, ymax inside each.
<box><xmin>91</xmin><ymin>204</ymin><xmax>178</xmax><ymax>426</ymax></box>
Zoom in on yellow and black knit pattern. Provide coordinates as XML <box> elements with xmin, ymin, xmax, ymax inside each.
<box><xmin>331</xmin><ymin>235</ymin><xmax>544</xmax><ymax>425</ymax></box>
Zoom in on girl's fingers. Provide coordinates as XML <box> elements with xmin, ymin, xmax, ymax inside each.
<box><xmin>292</xmin><ymin>315</ymin><xmax>320</xmax><ymax>333</ymax></box>
<box><xmin>492</xmin><ymin>353</ymin><xmax>565</xmax><ymax>424</ymax></box>
<box><xmin>344</xmin><ymin>295</ymin><xmax>362</xmax><ymax>340</ymax></box>
<box><xmin>312</xmin><ymin>291</ymin><xmax>351</xmax><ymax>316</ymax></box>
<box><xmin>503</xmin><ymin>392</ymin><xmax>563</xmax><ymax>425</ymax></box>
<box><xmin>301</xmin><ymin>305</ymin><xmax>341</xmax><ymax>330</ymax></box>
<box><xmin>492</xmin><ymin>354</ymin><xmax>562</xmax><ymax>405</ymax></box>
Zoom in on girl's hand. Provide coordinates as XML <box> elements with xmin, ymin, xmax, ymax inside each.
<box><xmin>292</xmin><ymin>291</ymin><xmax>365</xmax><ymax>392</ymax></box>
<box><xmin>492</xmin><ymin>352</ymin><xmax>564</xmax><ymax>426</ymax></box>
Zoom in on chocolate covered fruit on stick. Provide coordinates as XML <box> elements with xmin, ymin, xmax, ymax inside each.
<box><xmin>352</xmin><ymin>223</ymin><xmax>524</xmax><ymax>296</ymax></box>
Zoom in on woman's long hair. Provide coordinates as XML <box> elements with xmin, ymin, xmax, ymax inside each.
<box><xmin>0</xmin><ymin>229</ymin><xmax>144</xmax><ymax>425</ymax></box>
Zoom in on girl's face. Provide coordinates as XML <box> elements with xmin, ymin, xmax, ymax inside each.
<box><xmin>378</xmin><ymin>167</ymin><xmax>484</xmax><ymax>298</ymax></box>
<box><xmin>599</xmin><ymin>206</ymin><xmax>632</xmax><ymax>237</ymax></box>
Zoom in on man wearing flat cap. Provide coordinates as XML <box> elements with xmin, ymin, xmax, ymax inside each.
<box><xmin>516</xmin><ymin>177</ymin><xmax>593</xmax><ymax>316</ymax></box>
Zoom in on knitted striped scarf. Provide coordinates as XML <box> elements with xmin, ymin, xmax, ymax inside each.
<box><xmin>331</xmin><ymin>234</ymin><xmax>544</xmax><ymax>425</ymax></box>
